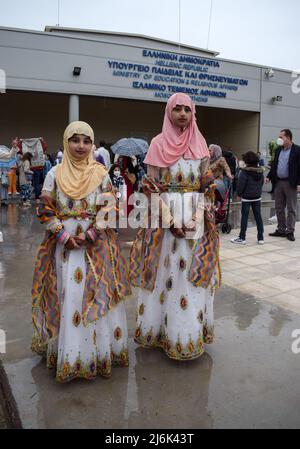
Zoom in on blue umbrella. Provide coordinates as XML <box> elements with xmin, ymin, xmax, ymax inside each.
<box><xmin>111</xmin><ymin>138</ymin><xmax>148</xmax><ymax>157</ymax></box>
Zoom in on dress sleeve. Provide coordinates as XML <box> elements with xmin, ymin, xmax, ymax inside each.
<box><xmin>37</xmin><ymin>168</ymin><xmax>70</xmax><ymax>244</ymax></box>
<box><xmin>42</xmin><ymin>168</ymin><xmax>56</xmax><ymax>196</ymax></box>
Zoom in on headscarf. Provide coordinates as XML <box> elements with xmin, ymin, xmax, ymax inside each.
<box><xmin>209</xmin><ymin>144</ymin><xmax>223</xmax><ymax>163</ymax></box>
<box><xmin>56</xmin><ymin>121</ymin><xmax>107</xmax><ymax>200</ymax></box>
<box><xmin>144</xmin><ymin>93</ymin><xmax>209</xmax><ymax>168</ymax></box>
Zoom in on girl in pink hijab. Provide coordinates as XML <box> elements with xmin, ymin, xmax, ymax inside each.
<box><xmin>131</xmin><ymin>93</ymin><xmax>221</xmax><ymax>363</ymax></box>
<box><xmin>144</xmin><ymin>92</ymin><xmax>209</xmax><ymax>168</ymax></box>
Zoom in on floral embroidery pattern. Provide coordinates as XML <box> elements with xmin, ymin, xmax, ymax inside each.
<box><xmin>179</xmin><ymin>258</ymin><xmax>186</xmax><ymax>271</ymax></box>
<box><xmin>135</xmin><ymin>325</ymin><xmax>141</xmax><ymax>339</ymax></box>
<box><xmin>47</xmin><ymin>352</ymin><xmax>57</xmax><ymax>369</ymax></box>
<box><xmin>139</xmin><ymin>303</ymin><xmax>145</xmax><ymax>316</ymax></box>
<box><xmin>166</xmin><ymin>277</ymin><xmax>173</xmax><ymax>291</ymax></box>
<box><xmin>180</xmin><ymin>296</ymin><xmax>188</xmax><ymax>310</ymax></box>
<box><xmin>134</xmin><ymin>328</ymin><xmax>206</xmax><ymax>361</ymax></box>
<box><xmin>198</xmin><ymin>310</ymin><xmax>204</xmax><ymax>323</ymax></box>
<box><xmin>159</xmin><ymin>291</ymin><xmax>165</xmax><ymax>305</ymax></box>
<box><xmin>164</xmin><ymin>254</ymin><xmax>170</xmax><ymax>268</ymax></box>
<box><xmin>172</xmin><ymin>238</ymin><xmax>177</xmax><ymax>254</ymax></box>
<box><xmin>72</xmin><ymin>310</ymin><xmax>81</xmax><ymax>327</ymax></box>
<box><xmin>55</xmin><ymin>349</ymin><xmax>128</xmax><ymax>382</ymax></box>
<box><xmin>203</xmin><ymin>324</ymin><xmax>214</xmax><ymax>344</ymax></box>
<box><xmin>74</xmin><ymin>267</ymin><xmax>83</xmax><ymax>284</ymax></box>
<box><xmin>114</xmin><ymin>327</ymin><xmax>122</xmax><ymax>341</ymax></box>
<box><xmin>57</xmin><ymin>195</ymin><xmax>97</xmax><ymax>220</ymax></box>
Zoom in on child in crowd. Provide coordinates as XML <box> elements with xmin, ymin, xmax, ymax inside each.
<box><xmin>0</xmin><ymin>167</ymin><xmax>9</xmax><ymax>206</ymax></box>
<box><xmin>19</xmin><ymin>152</ymin><xmax>33</xmax><ymax>207</ymax></box>
<box><xmin>231</xmin><ymin>151</ymin><xmax>265</xmax><ymax>245</ymax></box>
<box><xmin>109</xmin><ymin>164</ymin><xmax>127</xmax><ymax>230</ymax></box>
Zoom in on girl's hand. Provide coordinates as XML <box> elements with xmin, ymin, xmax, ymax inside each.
<box><xmin>74</xmin><ymin>232</ymin><xmax>86</xmax><ymax>247</ymax></box>
<box><xmin>182</xmin><ymin>220</ymin><xmax>196</xmax><ymax>233</ymax></box>
<box><xmin>65</xmin><ymin>237</ymin><xmax>80</xmax><ymax>250</ymax></box>
<box><xmin>170</xmin><ymin>224</ymin><xmax>186</xmax><ymax>239</ymax></box>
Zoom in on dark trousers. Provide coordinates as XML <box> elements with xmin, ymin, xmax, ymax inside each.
<box><xmin>20</xmin><ymin>184</ymin><xmax>31</xmax><ymax>202</ymax></box>
<box><xmin>33</xmin><ymin>169</ymin><xmax>44</xmax><ymax>199</ymax></box>
<box><xmin>239</xmin><ymin>200</ymin><xmax>264</xmax><ymax>241</ymax></box>
<box><xmin>274</xmin><ymin>180</ymin><xmax>297</xmax><ymax>234</ymax></box>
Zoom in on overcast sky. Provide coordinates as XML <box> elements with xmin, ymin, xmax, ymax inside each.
<box><xmin>1</xmin><ymin>0</ymin><xmax>300</xmax><ymax>71</ymax></box>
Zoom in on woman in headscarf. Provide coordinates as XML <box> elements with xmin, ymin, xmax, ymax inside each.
<box><xmin>130</xmin><ymin>93</ymin><xmax>221</xmax><ymax>361</ymax></box>
<box><xmin>209</xmin><ymin>144</ymin><xmax>233</xmax><ymax>201</ymax></box>
<box><xmin>31</xmin><ymin>121</ymin><xmax>131</xmax><ymax>382</ymax></box>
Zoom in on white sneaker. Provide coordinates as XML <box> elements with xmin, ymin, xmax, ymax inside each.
<box><xmin>258</xmin><ymin>240</ymin><xmax>264</xmax><ymax>245</ymax></box>
<box><xmin>231</xmin><ymin>237</ymin><xmax>246</xmax><ymax>245</ymax></box>
<box><xmin>268</xmin><ymin>215</ymin><xmax>277</xmax><ymax>224</ymax></box>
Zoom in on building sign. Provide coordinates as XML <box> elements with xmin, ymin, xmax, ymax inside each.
<box><xmin>107</xmin><ymin>49</ymin><xmax>249</xmax><ymax>105</ymax></box>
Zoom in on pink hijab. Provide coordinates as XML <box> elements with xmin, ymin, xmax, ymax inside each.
<box><xmin>144</xmin><ymin>93</ymin><xmax>209</xmax><ymax>168</ymax></box>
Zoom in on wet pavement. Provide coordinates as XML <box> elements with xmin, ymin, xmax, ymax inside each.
<box><xmin>0</xmin><ymin>202</ymin><xmax>300</xmax><ymax>428</ymax></box>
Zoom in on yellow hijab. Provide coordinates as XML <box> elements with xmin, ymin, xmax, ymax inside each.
<box><xmin>56</xmin><ymin>121</ymin><xmax>107</xmax><ymax>200</ymax></box>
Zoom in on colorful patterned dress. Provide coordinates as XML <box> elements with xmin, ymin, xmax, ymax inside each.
<box><xmin>32</xmin><ymin>166</ymin><xmax>131</xmax><ymax>382</ymax></box>
<box><xmin>132</xmin><ymin>157</ymin><xmax>220</xmax><ymax>361</ymax></box>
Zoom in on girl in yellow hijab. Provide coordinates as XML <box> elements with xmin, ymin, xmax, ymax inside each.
<box><xmin>32</xmin><ymin>121</ymin><xmax>131</xmax><ymax>383</ymax></box>
<box><xmin>56</xmin><ymin>121</ymin><xmax>106</xmax><ymax>200</ymax></box>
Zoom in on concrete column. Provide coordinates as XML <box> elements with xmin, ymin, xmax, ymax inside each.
<box><xmin>69</xmin><ymin>94</ymin><xmax>79</xmax><ymax>123</ymax></box>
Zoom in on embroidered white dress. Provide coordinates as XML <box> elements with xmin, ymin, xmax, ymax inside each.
<box><xmin>42</xmin><ymin>167</ymin><xmax>128</xmax><ymax>381</ymax></box>
<box><xmin>135</xmin><ymin>158</ymin><xmax>215</xmax><ymax>360</ymax></box>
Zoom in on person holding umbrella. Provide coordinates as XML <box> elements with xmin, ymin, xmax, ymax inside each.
<box><xmin>111</xmin><ymin>138</ymin><xmax>148</xmax><ymax>215</ymax></box>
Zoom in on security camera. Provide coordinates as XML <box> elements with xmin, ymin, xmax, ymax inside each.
<box><xmin>272</xmin><ymin>95</ymin><xmax>283</xmax><ymax>102</ymax></box>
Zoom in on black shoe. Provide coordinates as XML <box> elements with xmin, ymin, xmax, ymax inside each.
<box><xmin>269</xmin><ymin>230</ymin><xmax>286</xmax><ymax>237</ymax></box>
<box><xmin>286</xmin><ymin>233</ymin><xmax>295</xmax><ymax>241</ymax></box>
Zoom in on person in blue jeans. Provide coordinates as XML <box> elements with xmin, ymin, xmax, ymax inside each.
<box><xmin>231</xmin><ymin>151</ymin><xmax>265</xmax><ymax>245</ymax></box>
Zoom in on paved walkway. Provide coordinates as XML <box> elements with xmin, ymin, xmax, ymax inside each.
<box><xmin>221</xmin><ymin>225</ymin><xmax>300</xmax><ymax>315</ymax></box>
<box><xmin>0</xmin><ymin>204</ymin><xmax>300</xmax><ymax>429</ymax></box>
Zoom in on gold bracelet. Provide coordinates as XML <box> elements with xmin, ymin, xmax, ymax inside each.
<box><xmin>53</xmin><ymin>223</ymin><xmax>64</xmax><ymax>235</ymax></box>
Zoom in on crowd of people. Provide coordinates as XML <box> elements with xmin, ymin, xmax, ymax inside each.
<box><xmin>1</xmin><ymin>93</ymin><xmax>299</xmax><ymax>384</ymax></box>
<box><xmin>0</xmin><ymin>138</ymin><xmax>147</xmax><ymax>216</ymax></box>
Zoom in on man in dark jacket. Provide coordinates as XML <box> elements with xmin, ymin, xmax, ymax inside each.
<box><xmin>267</xmin><ymin>129</ymin><xmax>300</xmax><ymax>241</ymax></box>
<box><xmin>231</xmin><ymin>152</ymin><xmax>265</xmax><ymax>245</ymax></box>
